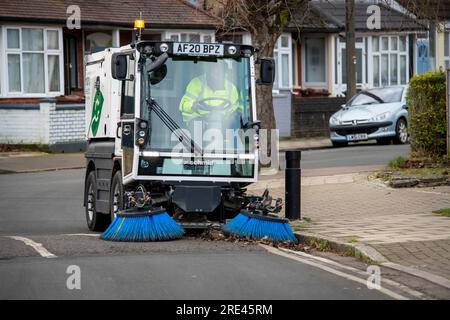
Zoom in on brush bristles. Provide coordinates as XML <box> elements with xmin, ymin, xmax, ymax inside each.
<box><xmin>100</xmin><ymin>211</ymin><xmax>184</xmax><ymax>242</ymax></box>
<box><xmin>224</xmin><ymin>213</ymin><xmax>297</xmax><ymax>243</ymax></box>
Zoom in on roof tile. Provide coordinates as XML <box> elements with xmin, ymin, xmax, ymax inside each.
<box><xmin>0</xmin><ymin>0</ymin><xmax>221</xmax><ymax>28</ymax></box>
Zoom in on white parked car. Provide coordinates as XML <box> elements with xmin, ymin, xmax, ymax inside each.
<box><xmin>329</xmin><ymin>87</ymin><xmax>409</xmax><ymax>147</ymax></box>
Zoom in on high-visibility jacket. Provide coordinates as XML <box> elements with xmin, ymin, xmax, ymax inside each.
<box><xmin>179</xmin><ymin>75</ymin><xmax>244</xmax><ymax>123</ymax></box>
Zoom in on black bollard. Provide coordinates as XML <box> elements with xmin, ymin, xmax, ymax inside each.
<box><xmin>285</xmin><ymin>150</ymin><xmax>301</xmax><ymax>220</ymax></box>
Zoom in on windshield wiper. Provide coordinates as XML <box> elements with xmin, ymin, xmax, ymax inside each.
<box><xmin>360</xmin><ymin>91</ymin><xmax>384</xmax><ymax>104</ymax></box>
<box><xmin>146</xmin><ymin>98</ymin><xmax>203</xmax><ymax>155</ymax></box>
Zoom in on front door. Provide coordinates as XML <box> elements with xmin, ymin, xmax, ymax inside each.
<box><xmin>416</xmin><ymin>39</ymin><xmax>429</xmax><ymax>75</ymax></box>
<box><xmin>63</xmin><ymin>34</ymin><xmax>78</xmax><ymax>95</ymax></box>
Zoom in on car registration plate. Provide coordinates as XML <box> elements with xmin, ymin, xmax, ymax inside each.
<box><xmin>173</xmin><ymin>43</ymin><xmax>224</xmax><ymax>56</ymax></box>
<box><xmin>346</xmin><ymin>133</ymin><xmax>368</xmax><ymax>141</ymax></box>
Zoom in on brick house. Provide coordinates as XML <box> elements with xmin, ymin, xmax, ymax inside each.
<box><xmin>0</xmin><ymin>0</ymin><xmax>219</xmax><ymax>151</ymax></box>
<box><xmin>198</xmin><ymin>0</ymin><xmax>426</xmax><ymax>137</ymax></box>
<box><xmin>397</xmin><ymin>0</ymin><xmax>450</xmax><ymax>72</ymax></box>
<box><xmin>286</xmin><ymin>0</ymin><xmax>427</xmax><ymax>138</ymax></box>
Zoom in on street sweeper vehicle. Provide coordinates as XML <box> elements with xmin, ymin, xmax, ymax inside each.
<box><xmin>83</xmin><ymin>25</ymin><xmax>297</xmax><ymax>242</ymax></box>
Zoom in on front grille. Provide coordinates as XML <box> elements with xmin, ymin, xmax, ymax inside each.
<box><xmin>334</xmin><ymin>127</ymin><xmax>379</xmax><ymax>136</ymax></box>
<box><xmin>341</xmin><ymin>119</ymin><xmax>369</xmax><ymax>125</ymax></box>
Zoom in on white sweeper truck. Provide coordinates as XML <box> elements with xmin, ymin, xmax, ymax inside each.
<box><xmin>83</xmin><ymin>19</ymin><xmax>296</xmax><ymax>242</ymax></box>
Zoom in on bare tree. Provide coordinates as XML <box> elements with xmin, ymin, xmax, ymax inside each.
<box><xmin>218</xmin><ymin>0</ymin><xmax>308</xmax><ymax>134</ymax></box>
<box><xmin>346</xmin><ymin>0</ymin><xmax>356</xmax><ymax>101</ymax></box>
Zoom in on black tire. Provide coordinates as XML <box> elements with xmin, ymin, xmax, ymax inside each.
<box><xmin>332</xmin><ymin>141</ymin><xmax>348</xmax><ymax>148</ymax></box>
<box><xmin>110</xmin><ymin>170</ymin><xmax>124</xmax><ymax>222</ymax></box>
<box><xmin>376</xmin><ymin>137</ymin><xmax>392</xmax><ymax>145</ymax></box>
<box><xmin>393</xmin><ymin>118</ymin><xmax>408</xmax><ymax>145</ymax></box>
<box><xmin>85</xmin><ymin>171</ymin><xmax>110</xmax><ymax>231</ymax></box>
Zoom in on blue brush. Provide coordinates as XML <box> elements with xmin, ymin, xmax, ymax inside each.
<box><xmin>224</xmin><ymin>210</ymin><xmax>297</xmax><ymax>243</ymax></box>
<box><xmin>100</xmin><ymin>208</ymin><xmax>184</xmax><ymax>242</ymax></box>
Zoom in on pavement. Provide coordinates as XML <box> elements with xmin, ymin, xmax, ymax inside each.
<box><xmin>249</xmin><ymin>171</ymin><xmax>450</xmax><ymax>291</ymax></box>
<box><xmin>0</xmin><ymin>152</ymin><xmax>84</xmax><ymax>173</ymax></box>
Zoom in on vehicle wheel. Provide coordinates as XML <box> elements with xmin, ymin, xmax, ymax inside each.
<box><xmin>376</xmin><ymin>138</ymin><xmax>391</xmax><ymax>145</ymax></box>
<box><xmin>393</xmin><ymin>118</ymin><xmax>408</xmax><ymax>144</ymax></box>
<box><xmin>332</xmin><ymin>141</ymin><xmax>348</xmax><ymax>148</ymax></box>
<box><xmin>110</xmin><ymin>170</ymin><xmax>124</xmax><ymax>222</ymax></box>
<box><xmin>85</xmin><ymin>171</ymin><xmax>110</xmax><ymax>231</ymax></box>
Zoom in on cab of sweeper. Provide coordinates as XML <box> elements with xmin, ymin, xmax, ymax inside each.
<box><xmin>111</xmin><ymin>39</ymin><xmax>275</xmax><ymax>183</ymax></box>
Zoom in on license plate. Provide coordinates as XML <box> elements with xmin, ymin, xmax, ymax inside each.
<box><xmin>346</xmin><ymin>133</ymin><xmax>368</xmax><ymax>141</ymax></box>
<box><xmin>173</xmin><ymin>43</ymin><xmax>224</xmax><ymax>56</ymax></box>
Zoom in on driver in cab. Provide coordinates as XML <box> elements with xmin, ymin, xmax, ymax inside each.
<box><xmin>179</xmin><ymin>60</ymin><xmax>244</xmax><ymax>124</ymax></box>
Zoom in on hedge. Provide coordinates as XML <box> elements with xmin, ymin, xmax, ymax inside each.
<box><xmin>406</xmin><ymin>72</ymin><xmax>447</xmax><ymax>159</ymax></box>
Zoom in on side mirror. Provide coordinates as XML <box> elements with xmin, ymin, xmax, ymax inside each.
<box><xmin>111</xmin><ymin>53</ymin><xmax>128</xmax><ymax>80</ymax></box>
<box><xmin>149</xmin><ymin>64</ymin><xmax>167</xmax><ymax>85</ymax></box>
<box><xmin>259</xmin><ymin>58</ymin><xmax>275</xmax><ymax>85</ymax></box>
<box><xmin>147</xmin><ymin>52</ymin><xmax>169</xmax><ymax>73</ymax></box>
<box><xmin>241</xmin><ymin>120</ymin><xmax>261</xmax><ymax>131</ymax></box>
<box><xmin>402</xmin><ymin>104</ymin><xmax>408</xmax><ymax>110</ymax></box>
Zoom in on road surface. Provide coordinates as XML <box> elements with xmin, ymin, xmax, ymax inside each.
<box><xmin>0</xmin><ymin>144</ymin><xmax>409</xmax><ymax>299</ymax></box>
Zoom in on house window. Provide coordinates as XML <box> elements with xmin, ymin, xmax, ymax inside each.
<box><xmin>304</xmin><ymin>37</ymin><xmax>326</xmax><ymax>84</ymax></box>
<box><xmin>371</xmin><ymin>35</ymin><xmax>408</xmax><ymax>87</ymax></box>
<box><xmin>85</xmin><ymin>31</ymin><xmax>112</xmax><ymax>53</ymax></box>
<box><xmin>166</xmin><ymin>32</ymin><xmax>214</xmax><ymax>43</ymax></box>
<box><xmin>3</xmin><ymin>27</ymin><xmax>63</xmax><ymax>95</ymax></box>
<box><xmin>142</xmin><ymin>33</ymin><xmax>162</xmax><ymax>41</ymax></box>
<box><xmin>220</xmin><ymin>34</ymin><xmax>243</xmax><ymax>44</ymax></box>
<box><xmin>273</xmin><ymin>34</ymin><xmax>292</xmax><ymax>90</ymax></box>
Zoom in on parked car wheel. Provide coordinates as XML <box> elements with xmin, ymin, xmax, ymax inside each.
<box><xmin>376</xmin><ymin>137</ymin><xmax>391</xmax><ymax>145</ymax></box>
<box><xmin>393</xmin><ymin>118</ymin><xmax>408</xmax><ymax>144</ymax></box>
<box><xmin>332</xmin><ymin>141</ymin><xmax>348</xmax><ymax>148</ymax></box>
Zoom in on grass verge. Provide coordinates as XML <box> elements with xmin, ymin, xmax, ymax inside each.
<box><xmin>433</xmin><ymin>208</ymin><xmax>450</xmax><ymax>217</ymax></box>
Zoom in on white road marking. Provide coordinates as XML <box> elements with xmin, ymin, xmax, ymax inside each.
<box><xmin>6</xmin><ymin>236</ymin><xmax>56</xmax><ymax>258</ymax></box>
<box><xmin>261</xmin><ymin>244</ymin><xmax>410</xmax><ymax>300</ymax></box>
<box><xmin>277</xmin><ymin>247</ymin><xmax>425</xmax><ymax>299</ymax></box>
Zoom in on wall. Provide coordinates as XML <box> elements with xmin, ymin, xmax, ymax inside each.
<box><xmin>48</xmin><ymin>103</ymin><xmax>86</xmax><ymax>152</ymax></box>
<box><xmin>0</xmin><ymin>99</ymin><xmax>86</xmax><ymax>152</ymax></box>
<box><xmin>291</xmin><ymin>96</ymin><xmax>346</xmax><ymax>138</ymax></box>
<box><xmin>0</xmin><ymin>105</ymin><xmax>42</xmax><ymax>144</ymax></box>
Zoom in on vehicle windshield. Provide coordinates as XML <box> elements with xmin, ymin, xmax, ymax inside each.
<box><xmin>348</xmin><ymin>87</ymin><xmax>404</xmax><ymax>107</ymax></box>
<box><xmin>140</xmin><ymin>55</ymin><xmax>252</xmax><ymax>154</ymax></box>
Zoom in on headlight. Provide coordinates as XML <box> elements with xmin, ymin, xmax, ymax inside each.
<box><xmin>228</xmin><ymin>46</ymin><xmax>237</xmax><ymax>55</ymax></box>
<box><xmin>160</xmin><ymin>43</ymin><xmax>169</xmax><ymax>53</ymax></box>
<box><xmin>138</xmin><ymin>121</ymin><xmax>148</xmax><ymax>129</ymax></box>
<box><xmin>329</xmin><ymin>116</ymin><xmax>339</xmax><ymax>125</ymax></box>
<box><xmin>371</xmin><ymin>112</ymin><xmax>390</xmax><ymax>122</ymax></box>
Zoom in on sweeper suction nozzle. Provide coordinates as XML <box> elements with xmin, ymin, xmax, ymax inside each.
<box><xmin>100</xmin><ymin>208</ymin><xmax>184</xmax><ymax>242</ymax></box>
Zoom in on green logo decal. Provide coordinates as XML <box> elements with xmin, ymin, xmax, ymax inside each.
<box><xmin>90</xmin><ymin>88</ymin><xmax>104</xmax><ymax>136</ymax></box>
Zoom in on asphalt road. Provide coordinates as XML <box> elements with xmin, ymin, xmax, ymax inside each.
<box><xmin>0</xmin><ymin>144</ymin><xmax>408</xmax><ymax>299</ymax></box>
